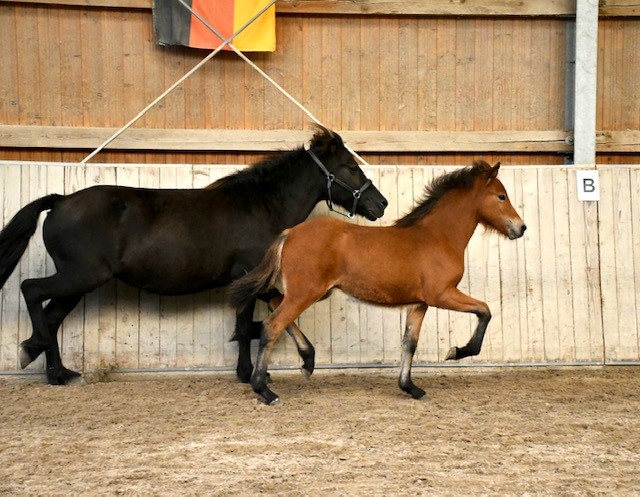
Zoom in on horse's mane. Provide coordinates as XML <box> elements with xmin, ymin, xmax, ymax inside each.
<box><xmin>205</xmin><ymin>126</ymin><xmax>338</xmax><ymax>191</ymax></box>
<box><xmin>394</xmin><ymin>160</ymin><xmax>493</xmax><ymax>228</ymax></box>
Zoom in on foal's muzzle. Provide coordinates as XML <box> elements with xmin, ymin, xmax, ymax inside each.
<box><xmin>508</xmin><ymin>221</ymin><xmax>527</xmax><ymax>240</ymax></box>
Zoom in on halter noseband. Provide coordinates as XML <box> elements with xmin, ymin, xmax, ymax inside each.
<box><xmin>307</xmin><ymin>149</ymin><xmax>372</xmax><ymax>219</ymax></box>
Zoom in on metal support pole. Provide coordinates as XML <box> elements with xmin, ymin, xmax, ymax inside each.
<box><xmin>573</xmin><ymin>0</ymin><xmax>599</xmax><ymax>165</ymax></box>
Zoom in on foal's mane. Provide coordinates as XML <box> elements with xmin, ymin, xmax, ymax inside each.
<box><xmin>394</xmin><ymin>160</ymin><xmax>493</xmax><ymax>228</ymax></box>
<box><xmin>205</xmin><ymin>127</ymin><xmax>337</xmax><ymax>191</ymax></box>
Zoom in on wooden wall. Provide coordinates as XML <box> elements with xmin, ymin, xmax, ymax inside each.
<box><xmin>0</xmin><ymin>2</ymin><xmax>579</xmax><ymax>165</ymax></box>
<box><xmin>2</xmin><ymin>161</ymin><xmax>638</xmax><ymax>375</ymax></box>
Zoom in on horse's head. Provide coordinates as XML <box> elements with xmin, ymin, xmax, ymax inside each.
<box><xmin>308</xmin><ymin>126</ymin><xmax>387</xmax><ymax>221</ymax></box>
<box><xmin>477</xmin><ymin>161</ymin><xmax>526</xmax><ymax>240</ymax></box>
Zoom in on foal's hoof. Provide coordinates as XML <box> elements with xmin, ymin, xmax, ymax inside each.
<box><xmin>410</xmin><ymin>387</ymin><xmax>427</xmax><ymax>400</ymax></box>
<box><xmin>46</xmin><ymin>367</ymin><xmax>82</xmax><ymax>386</ymax></box>
<box><xmin>19</xmin><ymin>342</ymin><xmax>42</xmax><ymax>369</ymax></box>
<box><xmin>445</xmin><ymin>346</ymin><xmax>459</xmax><ymax>361</ymax></box>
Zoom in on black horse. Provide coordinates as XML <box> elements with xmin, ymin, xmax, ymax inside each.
<box><xmin>0</xmin><ymin>127</ymin><xmax>387</xmax><ymax>385</ymax></box>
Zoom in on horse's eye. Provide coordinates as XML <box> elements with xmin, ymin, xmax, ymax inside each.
<box><xmin>498</xmin><ymin>194</ymin><xmax>506</xmax><ymax>201</ymax></box>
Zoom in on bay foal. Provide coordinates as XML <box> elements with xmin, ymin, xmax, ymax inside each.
<box><xmin>231</xmin><ymin>161</ymin><xmax>526</xmax><ymax>404</ymax></box>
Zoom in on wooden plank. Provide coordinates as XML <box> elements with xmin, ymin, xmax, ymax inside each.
<box><xmin>0</xmin><ymin>164</ymin><xmax>22</xmax><ymax>369</ymax></box>
<box><xmin>552</xmin><ymin>169</ymin><xmax>576</xmax><ymax>361</ymax></box>
<box><xmin>83</xmin><ymin>165</ymin><xmax>117</xmax><ymax>371</ymax></box>
<box><xmin>609</xmin><ymin>168</ymin><xmax>639</xmax><ymax>360</ymax></box>
<box><xmin>15</xmin><ymin>7</ymin><xmax>41</xmax><ymax>127</ymax></box>
<box><xmin>630</xmin><ymin>167</ymin><xmax>640</xmax><ymax>361</ymax></box>
<box><xmin>174</xmin><ymin>166</ymin><xmax>195</xmax><ymax>367</ymax></box>
<box><xmin>114</xmin><ymin>166</ymin><xmax>140</xmax><ymax>369</ymax></box>
<box><xmin>513</xmin><ymin>168</ymin><xmax>530</xmax><ymax>361</ymax></box>
<box><xmin>521</xmin><ymin>168</ymin><xmax>544</xmax><ymax>362</ymax></box>
<box><xmin>358</xmin><ymin>16</ymin><xmax>380</xmax><ymax>131</ymax></box>
<box><xmin>538</xmin><ymin>168</ymin><xmax>561</xmax><ymax>361</ymax></box>
<box><xmin>61</xmin><ymin>165</ymin><xmax>86</xmax><ymax>372</ymax></box>
<box><xmin>2</xmin><ymin>0</ymin><xmax>579</xmax><ymax>16</ymax></box>
<box><xmin>497</xmin><ymin>169</ymin><xmax>522</xmax><ymax>362</ymax></box>
<box><xmin>59</xmin><ymin>7</ymin><xmax>83</xmax><ymax>127</ymax></box>
<box><xmin>0</xmin><ymin>6</ymin><xmax>20</xmax><ymax>126</ymax></box>
<box><xmin>379</xmin><ymin>166</ymin><xmax>401</xmax><ymax>363</ymax></box>
<box><xmin>567</xmin><ymin>168</ymin><xmax>603</xmax><ymax>362</ymax></box>
<box><xmin>0</xmin><ymin>125</ymin><xmax>576</xmax><ymax>153</ymax></box>
<box><xmin>137</xmin><ymin>166</ymin><xmax>161</xmax><ymax>368</ymax></box>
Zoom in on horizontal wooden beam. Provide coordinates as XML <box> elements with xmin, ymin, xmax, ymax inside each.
<box><xmin>0</xmin><ymin>125</ymin><xmax>575</xmax><ymax>153</ymax></box>
<box><xmin>275</xmin><ymin>1</ymin><xmax>576</xmax><ymax>16</ymax></box>
<box><xmin>5</xmin><ymin>0</ymin><xmax>640</xmax><ymax>16</ymax></box>
<box><xmin>596</xmin><ymin>130</ymin><xmax>640</xmax><ymax>152</ymax></box>
<box><xmin>599</xmin><ymin>1</ymin><xmax>640</xmax><ymax>17</ymax></box>
<box><xmin>0</xmin><ymin>0</ymin><xmax>576</xmax><ymax>15</ymax></box>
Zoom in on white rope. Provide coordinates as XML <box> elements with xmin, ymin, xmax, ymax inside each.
<box><xmin>80</xmin><ymin>0</ymin><xmax>277</xmax><ymax>164</ymax></box>
<box><xmin>179</xmin><ymin>0</ymin><xmax>371</xmax><ymax>167</ymax></box>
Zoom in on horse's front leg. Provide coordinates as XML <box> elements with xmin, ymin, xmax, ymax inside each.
<box><xmin>399</xmin><ymin>303</ymin><xmax>428</xmax><ymax>399</ymax></box>
<box><xmin>265</xmin><ymin>291</ymin><xmax>315</xmax><ymax>378</ymax></box>
<box><xmin>433</xmin><ymin>287</ymin><xmax>491</xmax><ymax>361</ymax></box>
<box><xmin>234</xmin><ymin>298</ymin><xmax>257</xmax><ymax>383</ymax></box>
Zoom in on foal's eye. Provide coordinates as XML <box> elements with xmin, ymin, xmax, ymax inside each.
<box><xmin>498</xmin><ymin>194</ymin><xmax>506</xmax><ymax>201</ymax></box>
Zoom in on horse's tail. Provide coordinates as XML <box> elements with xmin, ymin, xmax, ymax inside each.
<box><xmin>229</xmin><ymin>232</ymin><xmax>289</xmax><ymax>311</ymax></box>
<box><xmin>0</xmin><ymin>194</ymin><xmax>62</xmax><ymax>288</ymax></box>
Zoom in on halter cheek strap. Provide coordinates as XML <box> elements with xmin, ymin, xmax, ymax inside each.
<box><xmin>307</xmin><ymin>149</ymin><xmax>372</xmax><ymax>219</ymax></box>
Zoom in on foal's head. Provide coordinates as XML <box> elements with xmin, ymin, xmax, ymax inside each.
<box><xmin>476</xmin><ymin>161</ymin><xmax>526</xmax><ymax>239</ymax></box>
<box><xmin>308</xmin><ymin>126</ymin><xmax>387</xmax><ymax>220</ymax></box>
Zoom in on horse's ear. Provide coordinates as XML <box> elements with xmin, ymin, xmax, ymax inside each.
<box><xmin>487</xmin><ymin>162</ymin><xmax>500</xmax><ymax>183</ymax></box>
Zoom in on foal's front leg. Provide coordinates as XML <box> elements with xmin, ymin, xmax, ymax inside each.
<box><xmin>399</xmin><ymin>303</ymin><xmax>428</xmax><ymax>399</ymax></box>
<box><xmin>434</xmin><ymin>287</ymin><xmax>491</xmax><ymax>361</ymax></box>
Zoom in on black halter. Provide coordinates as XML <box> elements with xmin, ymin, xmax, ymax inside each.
<box><xmin>307</xmin><ymin>149</ymin><xmax>372</xmax><ymax>219</ymax></box>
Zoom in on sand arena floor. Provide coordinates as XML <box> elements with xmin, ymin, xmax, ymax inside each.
<box><xmin>1</xmin><ymin>366</ymin><xmax>639</xmax><ymax>495</ymax></box>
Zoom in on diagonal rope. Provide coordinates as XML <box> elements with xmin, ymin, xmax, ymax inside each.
<box><xmin>80</xmin><ymin>0</ymin><xmax>277</xmax><ymax>164</ymax></box>
<box><xmin>177</xmin><ymin>0</ymin><xmax>371</xmax><ymax>167</ymax></box>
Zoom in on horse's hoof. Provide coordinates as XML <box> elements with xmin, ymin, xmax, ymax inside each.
<box><xmin>46</xmin><ymin>367</ymin><xmax>81</xmax><ymax>386</ymax></box>
<box><xmin>19</xmin><ymin>346</ymin><xmax>33</xmax><ymax>369</ymax></box>
<box><xmin>19</xmin><ymin>342</ymin><xmax>42</xmax><ymax>369</ymax></box>
<box><xmin>268</xmin><ymin>397</ymin><xmax>281</xmax><ymax>406</ymax></box>
<box><xmin>410</xmin><ymin>387</ymin><xmax>427</xmax><ymax>400</ymax></box>
<box><xmin>256</xmin><ymin>387</ymin><xmax>279</xmax><ymax>406</ymax></box>
<box><xmin>445</xmin><ymin>346</ymin><xmax>458</xmax><ymax>361</ymax></box>
<box><xmin>300</xmin><ymin>367</ymin><xmax>311</xmax><ymax>380</ymax></box>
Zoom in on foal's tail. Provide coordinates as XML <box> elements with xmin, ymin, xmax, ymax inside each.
<box><xmin>0</xmin><ymin>194</ymin><xmax>62</xmax><ymax>288</ymax></box>
<box><xmin>229</xmin><ymin>232</ymin><xmax>288</xmax><ymax>311</ymax></box>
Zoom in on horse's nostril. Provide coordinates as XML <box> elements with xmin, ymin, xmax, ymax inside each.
<box><xmin>382</xmin><ymin>199</ymin><xmax>389</xmax><ymax>208</ymax></box>
<box><xmin>521</xmin><ymin>224</ymin><xmax>527</xmax><ymax>233</ymax></box>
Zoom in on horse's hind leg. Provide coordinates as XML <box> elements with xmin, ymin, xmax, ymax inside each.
<box><xmin>399</xmin><ymin>303</ymin><xmax>428</xmax><ymax>399</ymax></box>
<box><xmin>21</xmin><ymin>271</ymin><xmax>110</xmax><ymax>384</ymax></box>
<box><xmin>19</xmin><ymin>295</ymin><xmax>81</xmax><ymax>371</ymax></box>
<box><xmin>267</xmin><ymin>292</ymin><xmax>315</xmax><ymax>378</ymax></box>
<box><xmin>234</xmin><ymin>298</ymin><xmax>257</xmax><ymax>383</ymax></box>
<box><xmin>43</xmin><ymin>296</ymin><xmax>83</xmax><ymax>384</ymax></box>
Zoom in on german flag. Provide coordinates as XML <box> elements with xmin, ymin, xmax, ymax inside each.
<box><xmin>153</xmin><ymin>0</ymin><xmax>276</xmax><ymax>52</ymax></box>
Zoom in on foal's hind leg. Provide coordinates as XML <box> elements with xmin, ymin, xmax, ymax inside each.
<box><xmin>399</xmin><ymin>303</ymin><xmax>428</xmax><ymax>399</ymax></box>
<box><xmin>432</xmin><ymin>288</ymin><xmax>491</xmax><ymax>361</ymax></box>
<box><xmin>267</xmin><ymin>292</ymin><xmax>315</xmax><ymax>378</ymax></box>
<box><xmin>252</xmin><ymin>293</ymin><xmax>320</xmax><ymax>405</ymax></box>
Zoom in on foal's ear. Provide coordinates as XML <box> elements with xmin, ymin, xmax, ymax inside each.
<box><xmin>487</xmin><ymin>162</ymin><xmax>501</xmax><ymax>183</ymax></box>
